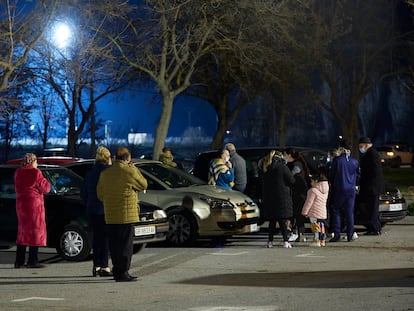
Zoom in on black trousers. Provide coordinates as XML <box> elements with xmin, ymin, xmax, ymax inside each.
<box><xmin>268</xmin><ymin>218</ymin><xmax>289</xmax><ymax>242</ymax></box>
<box><xmin>90</xmin><ymin>215</ymin><xmax>110</xmax><ymax>268</ymax></box>
<box><xmin>15</xmin><ymin>245</ymin><xmax>39</xmax><ymax>266</ymax></box>
<box><xmin>107</xmin><ymin>224</ymin><xmax>134</xmax><ymax>278</ymax></box>
<box><xmin>365</xmin><ymin>195</ymin><xmax>381</xmax><ymax>233</ymax></box>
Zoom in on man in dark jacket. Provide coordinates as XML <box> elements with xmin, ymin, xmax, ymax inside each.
<box><xmin>225</xmin><ymin>143</ymin><xmax>247</xmax><ymax>192</ymax></box>
<box><xmin>358</xmin><ymin>137</ymin><xmax>385</xmax><ymax>236</ymax></box>
<box><xmin>329</xmin><ymin>140</ymin><xmax>360</xmax><ymax>242</ymax></box>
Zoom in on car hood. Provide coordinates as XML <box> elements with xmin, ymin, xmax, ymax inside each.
<box><xmin>173</xmin><ymin>184</ymin><xmax>255</xmax><ymax>203</ymax></box>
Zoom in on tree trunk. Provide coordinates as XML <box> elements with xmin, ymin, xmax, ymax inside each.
<box><xmin>152</xmin><ymin>93</ymin><xmax>174</xmax><ymax>161</ymax></box>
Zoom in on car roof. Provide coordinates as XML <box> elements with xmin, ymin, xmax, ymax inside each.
<box><xmin>6</xmin><ymin>156</ymin><xmax>82</xmax><ymax>165</ymax></box>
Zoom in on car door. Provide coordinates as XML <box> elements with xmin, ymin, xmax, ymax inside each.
<box><xmin>0</xmin><ymin>167</ymin><xmax>18</xmax><ymax>243</ymax></box>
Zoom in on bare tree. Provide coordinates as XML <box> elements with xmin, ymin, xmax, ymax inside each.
<box><xmin>303</xmin><ymin>0</ymin><xmax>409</xmax><ymax>153</ymax></box>
<box><xmin>31</xmin><ymin>1</ymin><xmax>131</xmax><ymax>155</ymax></box>
<box><xmin>0</xmin><ymin>0</ymin><xmax>57</xmax><ymax>94</ymax></box>
<box><xmin>100</xmin><ymin>0</ymin><xmax>240</xmax><ymax>160</ymax></box>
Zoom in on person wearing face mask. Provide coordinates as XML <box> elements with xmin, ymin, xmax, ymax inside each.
<box><xmin>208</xmin><ymin>149</ymin><xmax>235</xmax><ymax>190</ymax></box>
<box><xmin>329</xmin><ymin>139</ymin><xmax>360</xmax><ymax>242</ymax></box>
<box><xmin>358</xmin><ymin>137</ymin><xmax>385</xmax><ymax>236</ymax></box>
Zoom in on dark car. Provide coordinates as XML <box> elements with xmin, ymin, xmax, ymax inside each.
<box><xmin>0</xmin><ymin>164</ymin><xmax>169</xmax><ymax>261</ymax></box>
<box><xmin>192</xmin><ymin>147</ymin><xmax>408</xmax><ymax>227</ymax></box>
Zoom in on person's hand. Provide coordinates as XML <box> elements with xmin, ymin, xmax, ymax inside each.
<box><xmin>226</xmin><ymin>161</ymin><xmax>232</xmax><ymax>168</ymax></box>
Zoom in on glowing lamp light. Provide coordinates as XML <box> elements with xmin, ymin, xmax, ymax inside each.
<box><xmin>53</xmin><ymin>22</ymin><xmax>72</xmax><ymax>49</ymax></box>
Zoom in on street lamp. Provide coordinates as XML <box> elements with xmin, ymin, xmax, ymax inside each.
<box><xmin>53</xmin><ymin>22</ymin><xmax>72</xmax><ymax>50</ymax></box>
<box><xmin>51</xmin><ymin>21</ymin><xmax>73</xmax><ymax>138</ymax></box>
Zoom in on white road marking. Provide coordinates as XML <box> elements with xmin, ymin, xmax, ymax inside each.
<box><xmin>12</xmin><ymin>297</ymin><xmax>64</xmax><ymax>302</ymax></box>
<box><xmin>296</xmin><ymin>253</ymin><xmax>325</xmax><ymax>258</ymax></box>
<box><xmin>189</xmin><ymin>306</ymin><xmax>281</xmax><ymax>311</ymax></box>
<box><xmin>209</xmin><ymin>251</ymin><xmax>249</xmax><ymax>256</ymax></box>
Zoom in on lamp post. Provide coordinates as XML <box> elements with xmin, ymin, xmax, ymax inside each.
<box><xmin>51</xmin><ymin>21</ymin><xmax>73</xmax><ymax>139</ymax></box>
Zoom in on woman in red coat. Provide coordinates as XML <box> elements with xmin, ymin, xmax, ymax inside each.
<box><xmin>14</xmin><ymin>153</ymin><xmax>51</xmax><ymax>268</ymax></box>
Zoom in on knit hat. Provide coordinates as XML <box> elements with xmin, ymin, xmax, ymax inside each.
<box><xmin>359</xmin><ymin>136</ymin><xmax>372</xmax><ymax>144</ymax></box>
<box><xmin>339</xmin><ymin>139</ymin><xmax>351</xmax><ymax>150</ymax></box>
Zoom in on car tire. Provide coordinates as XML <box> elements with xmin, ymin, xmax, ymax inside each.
<box><xmin>133</xmin><ymin>243</ymin><xmax>146</xmax><ymax>254</ymax></box>
<box><xmin>391</xmin><ymin>157</ymin><xmax>401</xmax><ymax>168</ymax></box>
<box><xmin>57</xmin><ymin>224</ymin><xmax>91</xmax><ymax>262</ymax></box>
<box><xmin>166</xmin><ymin>210</ymin><xmax>197</xmax><ymax>246</ymax></box>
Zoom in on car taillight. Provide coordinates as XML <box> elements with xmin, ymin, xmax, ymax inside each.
<box><xmin>386</xmin><ymin>151</ymin><xmax>394</xmax><ymax>157</ymax></box>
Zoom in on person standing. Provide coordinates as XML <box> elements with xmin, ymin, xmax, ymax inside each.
<box><xmin>225</xmin><ymin>143</ymin><xmax>247</xmax><ymax>192</ymax></box>
<box><xmin>358</xmin><ymin>137</ymin><xmax>385</xmax><ymax>236</ymax></box>
<box><xmin>260</xmin><ymin>150</ymin><xmax>295</xmax><ymax>248</ymax></box>
<box><xmin>81</xmin><ymin>146</ymin><xmax>113</xmax><ymax>277</ymax></box>
<box><xmin>329</xmin><ymin>140</ymin><xmax>360</xmax><ymax>242</ymax></box>
<box><xmin>301</xmin><ymin>173</ymin><xmax>329</xmax><ymax>247</ymax></box>
<box><xmin>14</xmin><ymin>153</ymin><xmax>51</xmax><ymax>268</ymax></box>
<box><xmin>284</xmin><ymin>148</ymin><xmax>310</xmax><ymax>242</ymax></box>
<box><xmin>159</xmin><ymin>147</ymin><xmax>178</xmax><ymax>168</ymax></box>
<box><xmin>208</xmin><ymin>149</ymin><xmax>235</xmax><ymax>190</ymax></box>
<box><xmin>97</xmin><ymin>147</ymin><xmax>148</xmax><ymax>282</ymax></box>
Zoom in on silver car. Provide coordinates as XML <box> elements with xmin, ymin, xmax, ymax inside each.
<box><xmin>133</xmin><ymin>159</ymin><xmax>260</xmax><ymax>245</ymax></box>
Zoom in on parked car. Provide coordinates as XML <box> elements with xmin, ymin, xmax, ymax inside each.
<box><xmin>192</xmin><ymin>147</ymin><xmax>408</xmax><ymax>227</ymax></box>
<box><xmin>6</xmin><ymin>156</ymin><xmax>82</xmax><ymax>165</ymax></box>
<box><xmin>63</xmin><ymin>159</ymin><xmax>260</xmax><ymax>245</ymax></box>
<box><xmin>377</xmin><ymin>143</ymin><xmax>414</xmax><ymax>168</ymax></box>
<box><xmin>0</xmin><ymin>164</ymin><xmax>169</xmax><ymax>261</ymax></box>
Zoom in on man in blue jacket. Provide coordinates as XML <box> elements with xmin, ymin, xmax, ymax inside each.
<box><xmin>329</xmin><ymin>139</ymin><xmax>360</xmax><ymax>242</ymax></box>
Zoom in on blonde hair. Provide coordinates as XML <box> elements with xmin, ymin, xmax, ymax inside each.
<box><xmin>96</xmin><ymin>146</ymin><xmax>111</xmax><ymax>163</ymax></box>
<box><xmin>262</xmin><ymin>150</ymin><xmax>276</xmax><ymax>173</ymax></box>
<box><xmin>21</xmin><ymin>153</ymin><xmax>37</xmax><ymax>167</ymax></box>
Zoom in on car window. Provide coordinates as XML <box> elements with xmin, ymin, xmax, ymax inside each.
<box><xmin>42</xmin><ymin>168</ymin><xmax>83</xmax><ymax>194</ymax></box>
<box><xmin>377</xmin><ymin>146</ymin><xmax>392</xmax><ymax>152</ymax></box>
<box><xmin>138</xmin><ymin>163</ymin><xmax>205</xmax><ymax>188</ymax></box>
<box><xmin>0</xmin><ymin>168</ymin><xmax>16</xmax><ymax>199</ymax></box>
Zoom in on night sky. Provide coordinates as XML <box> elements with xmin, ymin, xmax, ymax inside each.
<box><xmin>99</xmin><ymin>90</ymin><xmax>217</xmax><ymax>138</ymax></box>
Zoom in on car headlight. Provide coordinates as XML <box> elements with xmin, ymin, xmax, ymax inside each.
<box><xmin>199</xmin><ymin>196</ymin><xmax>234</xmax><ymax>209</ymax></box>
<box><xmin>153</xmin><ymin>209</ymin><xmax>167</xmax><ymax>219</ymax></box>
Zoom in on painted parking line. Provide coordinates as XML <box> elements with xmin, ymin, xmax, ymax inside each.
<box><xmin>210</xmin><ymin>251</ymin><xmax>249</xmax><ymax>256</ymax></box>
<box><xmin>296</xmin><ymin>253</ymin><xmax>325</xmax><ymax>258</ymax></box>
<box><xmin>12</xmin><ymin>297</ymin><xmax>65</xmax><ymax>302</ymax></box>
<box><xmin>189</xmin><ymin>306</ymin><xmax>281</xmax><ymax>311</ymax></box>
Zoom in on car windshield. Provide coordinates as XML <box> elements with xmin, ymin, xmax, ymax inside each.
<box><xmin>377</xmin><ymin>146</ymin><xmax>393</xmax><ymax>152</ymax></box>
<box><xmin>41</xmin><ymin>168</ymin><xmax>83</xmax><ymax>194</ymax></box>
<box><xmin>138</xmin><ymin>163</ymin><xmax>205</xmax><ymax>188</ymax></box>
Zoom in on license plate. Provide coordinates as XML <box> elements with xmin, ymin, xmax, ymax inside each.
<box><xmin>250</xmin><ymin>223</ymin><xmax>259</xmax><ymax>232</ymax></box>
<box><xmin>134</xmin><ymin>226</ymin><xmax>156</xmax><ymax>236</ymax></box>
<box><xmin>388</xmin><ymin>203</ymin><xmax>402</xmax><ymax>211</ymax></box>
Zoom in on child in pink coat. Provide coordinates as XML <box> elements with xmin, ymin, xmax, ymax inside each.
<box><xmin>302</xmin><ymin>173</ymin><xmax>330</xmax><ymax>246</ymax></box>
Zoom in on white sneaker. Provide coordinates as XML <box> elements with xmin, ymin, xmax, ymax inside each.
<box><xmin>288</xmin><ymin>233</ymin><xmax>298</xmax><ymax>242</ymax></box>
<box><xmin>343</xmin><ymin>232</ymin><xmax>359</xmax><ymax>241</ymax></box>
<box><xmin>310</xmin><ymin>240</ymin><xmax>321</xmax><ymax>247</ymax></box>
<box><xmin>283</xmin><ymin>241</ymin><xmax>292</xmax><ymax>248</ymax></box>
<box><xmin>266</xmin><ymin>241</ymin><xmax>273</xmax><ymax>248</ymax></box>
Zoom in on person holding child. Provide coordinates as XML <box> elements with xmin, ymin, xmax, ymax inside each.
<box><xmin>301</xmin><ymin>172</ymin><xmax>330</xmax><ymax>247</ymax></box>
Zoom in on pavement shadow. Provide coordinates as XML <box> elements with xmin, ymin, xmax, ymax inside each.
<box><xmin>176</xmin><ymin>268</ymin><xmax>414</xmax><ymax>288</ymax></box>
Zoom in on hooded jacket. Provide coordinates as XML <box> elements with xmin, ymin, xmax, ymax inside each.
<box><xmin>301</xmin><ymin>180</ymin><xmax>329</xmax><ymax>219</ymax></box>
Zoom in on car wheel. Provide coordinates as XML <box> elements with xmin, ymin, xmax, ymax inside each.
<box><xmin>391</xmin><ymin>157</ymin><xmax>401</xmax><ymax>168</ymax></box>
<box><xmin>167</xmin><ymin>211</ymin><xmax>197</xmax><ymax>246</ymax></box>
<box><xmin>56</xmin><ymin>224</ymin><xmax>91</xmax><ymax>261</ymax></box>
<box><xmin>133</xmin><ymin>243</ymin><xmax>146</xmax><ymax>254</ymax></box>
